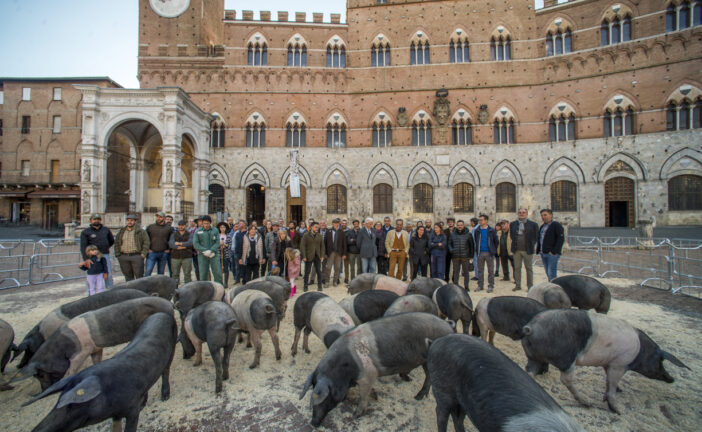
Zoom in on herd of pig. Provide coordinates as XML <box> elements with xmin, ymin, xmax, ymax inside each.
<box><xmin>0</xmin><ymin>272</ymin><xmax>690</xmax><ymax>431</ymax></box>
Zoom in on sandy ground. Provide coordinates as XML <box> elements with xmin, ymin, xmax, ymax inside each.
<box><xmin>0</xmin><ymin>272</ymin><xmax>700</xmax><ymax>432</ymax></box>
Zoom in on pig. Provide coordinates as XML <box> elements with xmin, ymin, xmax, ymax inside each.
<box><xmin>472</xmin><ymin>296</ymin><xmax>547</xmax><ymax>344</ymax></box>
<box><xmin>111</xmin><ymin>274</ymin><xmax>178</xmax><ymax>300</ymax></box>
<box><xmin>527</xmin><ymin>281</ymin><xmax>572</xmax><ymax>309</ymax></box>
<box><xmin>23</xmin><ymin>312</ymin><xmax>177</xmax><ymax>432</ymax></box>
<box><xmin>384</xmin><ymin>294</ymin><xmax>439</xmax><ymax>317</ymax></box>
<box><xmin>230</xmin><ymin>290</ymin><xmax>282</xmax><ymax>369</ymax></box>
<box><xmin>14</xmin><ymin>289</ymin><xmax>148</xmax><ymax>368</ymax></box>
<box><xmin>338</xmin><ymin>290</ymin><xmax>399</xmax><ymax>325</ymax></box>
<box><xmin>18</xmin><ymin>296</ymin><xmax>174</xmax><ymax>390</ymax></box>
<box><xmin>347</xmin><ymin>273</ymin><xmax>408</xmax><ymax>296</ymax></box>
<box><xmin>428</xmin><ymin>333</ymin><xmax>585</xmax><ymax>432</ymax></box>
<box><xmin>552</xmin><ymin>275</ymin><xmax>612</xmax><ymax>313</ymax></box>
<box><xmin>173</xmin><ymin>281</ymin><xmax>225</xmax><ymax>320</ymax></box>
<box><xmin>300</xmin><ymin>312</ymin><xmax>454</xmax><ymax>427</ymax></box>
<box><xmin>521</xmin><ymin>309</ymin><xmax>690</xmax><ymax>413</ymax></box>
<box><xmin>180</xmin><ymin>301</ymin><xmax>239</xmax><ymax>394</ymax></box>
<box><xmin>432</xmin><ymin>284</ymin><xmax>474</xmax><ymax>334</ymax></box>
<box><xmin>0</xmin><ymin>319</ymin><xmax>17</xmax><ymax>374</ymax></box>
<box><xmin>291</xmin><ymin>292</ymin><xmax>355</xmax><ymax>356</ymax></box>
<box><xmin>227</xmin><ymin>280</ymin><xmax>289</xmax><ymax>324</ymax></box>
<box><xmin>406</xmin><ymin>276</ymin><xmax>446</xmax><ymax>298</ymax></box>
<box><xmin>251</xmin><ymin>275</ymin><xmax>292</xmax><ymax>298</ymax></box>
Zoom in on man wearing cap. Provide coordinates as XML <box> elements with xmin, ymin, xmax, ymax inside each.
<box><xmin>80</xmin><ymin>213</ymin><xmax>115</xmax><ymax>287</ymax></box>
<box><xmin>114</xmin><ymin>214</ymin><xmax>150</xmax><ymax>281</ymax></box>
<box><xmin>193</xmin><ymin>215</ymin><xmax>222</xmax><ymax>283</ymax></box>
<box><xmin>323</xmin><ymin>218</ymin><xmax>346</xmax><ymax>286</ymax></box>
<box><xmin>169</xmin><ymin>219</ymin><xmax>194</xmax><ymax>284</ymax></box>
<box><xmin>145</xmin><ymin>212</ymin><xmax>173</xmax><ymax>276</ymax></box>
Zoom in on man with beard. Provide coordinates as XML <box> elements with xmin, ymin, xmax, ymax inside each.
<box><xmin>80</xmin><ymin>213</ymin><xmax>115</xmax><ymax>288</ymax></box>
<box><xmin>114</xmin><ymin>214</ymin><xmax>150</xmax><ymax>281</ymax></box>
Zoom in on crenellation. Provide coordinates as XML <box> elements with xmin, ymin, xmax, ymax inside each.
<box><xmin>295</xmin><ymin>12</ymin><xmax>306</xmax><ymax>23</ymax></box>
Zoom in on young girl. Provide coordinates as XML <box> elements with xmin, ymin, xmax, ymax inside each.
<box><xmin>285</xmin><ymin>247</ymin><xmax>301</xmax><ymax>298</ymax></box>
<box><xmin>79</xmin><ymin>245</ymin><xmax>108</xmax><ymax>296</ymax></box>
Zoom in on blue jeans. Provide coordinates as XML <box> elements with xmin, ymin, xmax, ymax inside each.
<box><xmin>473</xmin><ymin>250</ymin><xmax>479</xmax><ymax>278</ymax></box>
<box><xmin>145</xmin><ymin>251</ymin><xmax>169</xmax><ymax>276</ymax></box>
<box><xmin>431</xmin><ymin>254</ymin><xmax>446</xmax><ymax>280</ymax></box>
<box><xmin>234</xmin><ymin>254</ymin><xmax>244</xmax><ymax>282</ymax></box>
<box><xmin>541</xmin><ymin>253</ymin><xmax>561</xmax><ymax>282</ymax></box>
<box><xmin>361</xmin><ymin>257</ymin><xmax>377</xmax><ymax>274</ymax></box>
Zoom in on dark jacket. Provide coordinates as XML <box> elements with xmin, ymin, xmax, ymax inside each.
<box><xmin>375</xmin><ymin>229</ymin><xmax>387</xmax><ymax>257</ymax></box>
<box><xmin>448</xmin><ymin>228</ymin><xmax>475</xmax><ymax>259</ymax></box>
<box><xmin>346</xmin><ymin>228</ymin><xmax>360</xmax><ymax>254</ymax></box>
<box><xmin>80</xmin><ymin>256</ymin><xmax>108</xmax><ymax>275</ymax></box>
<box><xmin>357</xmin><ymin>227</ymin><xmax>378</xmax><ymax>258</ymax></box>
<box><xmin>429</xmin><ymin>233</ymin><xmax>447</xmax><ymax>257</ymax></box>
<box><xmin>474</xmin><ymin>226</ymin><xmax>499</xmax><ymax>256</ymax></box>
<box><xmin>509</xmin><ymin>219</ymin><xmax>539</xmax><ymax>254</ymax></box>
<box><xmin>537</xmin><ymin>221</ymin><xmax>565</xmax><ymax>255</ymax></box>
<box><xmin>324</xmin><ymin>228</ymin><xmax>347</xmax><ymax>256</ymax></box>
<box><xmin>409</xmin><ymin>234</ymin><xmax>430</xmax><ymax>266</ymax></box>
<box><xmin>114</xmin><ymin>226</ymin><xmax>149</xmax><ymax>258</ymax></box>
<box><xmin>273</xmin><ymin>237</ymin><xmax>292</xmax><ymax>264</ymax></box>
<box><xmin>290</xmin><ymin>229</ymin><xmax>303</xmax><ymax>249</ymax></box>
<box><xmin>232</xmin><ymin>229</ymin><xmax>246</xmax><ymax>258</ymax></box>
<box><xmin>169</xmin><ymin>230</ymin><xmax>193</xmax><ymax>260</ymax></box>
<box><xmin>146</xmin><ymin>223</ymin><xmax>173</xmax><ymax>252</ymax></box>
<box><xmin>301</xmin><ymin>231</ymin><xmax>325</xmax><ymax>261</ymax></box>
<box><xmin>80</xmin><ymin>224</ymin><xmax>115</xmax><ymax>259</ymax></box>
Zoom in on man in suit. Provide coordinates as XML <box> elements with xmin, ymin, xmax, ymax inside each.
<box><xmin>537</xmin><ymin>209</ymin><xmax>565</xmax><ymax>281</ymax></box>
<box><xmin>509</xmin><ymin>207</ymin><xmax>539</xmax><ymax>291</ymax></box>
<box><xmin>323</xmin><ymin>218</ymin><xmax>346</xmax><ymax>286</ymax></box>
<box><xmin>301</xmin><ymin>222</ymin><xmax>325</xmax><ymax>291</ymax></box>
<box><xmin>358</xmin><ymin>217</ymin><xmax>378</xmax><ymax>274</ymax></box>
<box><xmin>385</xmin><ymin>219</ymin><xmax>410</xmax><ymax>280</ymax></box>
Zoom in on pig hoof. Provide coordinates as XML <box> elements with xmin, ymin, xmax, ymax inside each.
<box><xmin>304</xmin><ymin>348</ymin><xmax>311</xmax><ymax>354</ymax></box>
<box><xmin>193</xmin><ymin>360</ymin><xmax>202</xmax><ymax>367</ymax></box>
<box><xmin>249</xmin><ymin>363</ymin><xmax>258</xmax><ymax>369</ymax></box>
<box><xmin>276</xmin><ymin>354</ymin><xmax>282</xmax><ymax>361</ymax></box>
<box><xmin>399</xmin><ymin>373</ymin><xmax>411</xmax><ymax>382</ymax></box>
<box><xmin>161</xmin><ymin>392</ymin><xmax>170</xmax><ymax>401</ymax></box>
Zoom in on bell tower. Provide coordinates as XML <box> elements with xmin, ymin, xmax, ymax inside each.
<box><xmin>138</xmin><ymin>0</ymin><xmax>224</xmax><ymax>58</ymax></box>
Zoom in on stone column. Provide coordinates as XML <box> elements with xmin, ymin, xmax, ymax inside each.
<box><xmin>160</xmin><ymin>145</ymin><xmax>183</xmax><ymax>219</ymax></box>
<box><xmin>192</xmin><ymin>159</ymin><xmax>211</xmax><ymax>216</ymax></box>
<box><xmin>561</xmin><ymin>219</ymin><xmax>570</xmax><ymax>252</ymax></box>
<box><xmin>637</xmin><ymin>219</ymin><xmax>654</xmax><ymax>248</ymax></box>
<box><xmin>78</xmin><ymin>86</ymin><xmax>102</xmax><ymax>225</ymax></box>
<box><xmin>64</xmin><ymin>222</ymin><xmax>77</xmax><ymax>244</ymax></box>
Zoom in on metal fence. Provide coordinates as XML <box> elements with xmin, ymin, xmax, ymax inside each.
<box><xmin>556</xmin><ymin>236</ymin><xmax>702</xmax><ymax>298</ymax></box>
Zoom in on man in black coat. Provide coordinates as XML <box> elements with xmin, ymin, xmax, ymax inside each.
<box><xmin>509</xmin><ymin>207</ymin><xmax>539</xmax><ymax>291</ymax></box>
<box><xmin>323</xmin><ymin>218</ymin><xmax>347</xmax><ymax>286</ymax></box>
<box><xmin>448</xmin><ymin>219</ymin><xmax>475</xmax><ymax>290</ymax></box>
<box><xmin>80</xmin><ymin>213</ymin><xmax>115</xmax><ymax>288</ymax></box>
<box><xmin>536</xmin><ymin>208</ymin><xmax>565</xmax><ymax>282</ymax></box>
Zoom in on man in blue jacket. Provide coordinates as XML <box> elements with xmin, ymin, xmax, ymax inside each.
<box><xmin>473</xmin><ymin>214</ymin><xmax>499</xmax><ymax>293</ymax></box>
<box><xmin>537</xmin><ymin>208</ymin><xmax>565</xmax><ymax>281</ymax></box>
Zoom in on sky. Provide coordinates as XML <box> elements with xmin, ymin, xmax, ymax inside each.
<box><xmin>0</xmin><ymin>0</ymin><xmax>546</xmax><ymax>88</ymax></box>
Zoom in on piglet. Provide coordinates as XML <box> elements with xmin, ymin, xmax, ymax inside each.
<box><xmin>230</xmin><ymin>290</ymin><xmax>282</xmax><ymax>369</ymax></box>
<box><xmin>111</xmin><ymin>274</ymin><xmax>178</xmax><ymax>300</ymax></box>
<box><xmin>384</xmin><ymin>294</ymin><xmax>439</xmax><ymax>317</ymax></box>
<box><xmin>522</xmin><ymin>309</ymin><xmax>690</xmax><ymax>413</ymax></box>
<box><xmin>14</xmin><ymin>289</ymin><xmax>148</xmax><ymax>368</ymax></box>
<box><xmin>181</xmin><ymin>301</ymin><xmax>238</xmax><ymax>394</ymax></box>
<box><xmin>406</xmin><ymin>276</ymin><xmax>445</xmax><ymax>298</ymax></box>
<box><xmin>433</xmin><ymin>284</ymin><xmax>474</xmax><ymax>334</ymax></box>
<box><xmin>428</xmin><ymin>333</ymin><xmax>584</xmax><ymax>432</ymax></box>
<box><xmin>347</xmin><ymin>273</ymin><xmax>408</xmax><ymax>296</ymax></box>
<box><xmin>338</xmin><ymin>290</ymin><xmax>398</xmax><ymax>325</ymax></box>
<box><xmin>473</xmin><ymin>296</ymin><xmax>546</xmax><ymax>344</ymax></box>
<box><xmin>527</xmin><ymin>281</ymin><xmax>572</xmax><ymax>309</ymax></box>
<box><xmin>300</xmin><ymin>312</ymin><xmax>454</xmax><ymax>427</ymax></box>
<box><xmin>291</xmin><ymin>292</ymin><xmax>355</xmax><ymax>356</ymax></box>
<box><xmin>552</xmin><ymin>275</ymin><xmax>612</xmax><ymax>313</ymax></box>
<box><xmin>23</xmin><ymin>312</ymin><xmax>177</xmax><ymax>432</ymax></box>
<box><xmin>173</xmin><ymin>281</ymin><xmax>225</xmax><ymax>320</ymax></box>
<box><xmin>18</xmin><ymin>297</ymin><xmax>174</xmax><ymax>390</ymax></box>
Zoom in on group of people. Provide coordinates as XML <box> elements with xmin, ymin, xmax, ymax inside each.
<box><xmin>79</xmin><ymin>207</ymin><xmax>565</xmax><ymax>297</ymax></box>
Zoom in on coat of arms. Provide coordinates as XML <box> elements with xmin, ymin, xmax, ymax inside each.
<box><xmin>433</xmin><ymin>88</ymin><xmax>450</xmax><ymax>126</ymax></box>
<box><xmin>397</xmin><ymin>107</ymin><xmax>408</xmax><ymax>127</ymax></box>
<box><xmin>478</xmin><ymin>104</ymin><xmax>489</xmax><ymax>124</ymax></box>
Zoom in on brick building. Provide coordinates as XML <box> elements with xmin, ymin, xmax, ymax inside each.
<box><xmin>78</xmin><ymin>0</ymin><xmax>701</xmax><ymax>227</ymax></box>
<box><xmin>0</xmin><ymin>77</ymin><xmax>121</xmax><ymax>228</ymax></box>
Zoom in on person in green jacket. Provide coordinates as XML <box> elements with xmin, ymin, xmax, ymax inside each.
<box><xmin>193</xmin><ymin>215</ymin><xmax>222</xmax><ymax>283</ymax></box>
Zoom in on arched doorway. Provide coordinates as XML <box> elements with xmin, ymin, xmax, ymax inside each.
<box><xmin>605</xmin><ymin>177</ymin><xmax>635</xmax><ymax>227</ymax></box>
<box><xmin>286</xmin><ymin>185</ymin><xmax>306</xmax><ymax>225</ymax></box>
<box><xmin>246</xmin><ymin>184</ymin><xmax>265</xmax><ymax>224</ymax></box>
<box><xmin>105</xmin><ymin>131</ymin><xmax>132</xmax><ymax>212</ymax></box>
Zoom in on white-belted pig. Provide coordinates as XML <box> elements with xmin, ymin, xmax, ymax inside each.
<box><xmin>432</xmin><ymin>284</ymin><xmax>474</xmax><ymax>334</ymax></box>
<box><xmin>384</xmin><ymin>294</ymin><xmax>439</xmax><ymax>317</ymax></box>
<box><xmin>111</xmin><ymin>274</ymin><xmax>178</xmax><ymax>300</ymax></box>
<box><xmin>173</xmin><ymin>281</ymin><xmax>225</xmax><ymax>320</ymax></box>
<box><xmin>428</xmin><ymin>333</ymin><xmax>584</xmax><ymax>432</ymax></box>
<box><xmin>521</xmin><ymin>309</ymin><xmax>689</xmax><ymax>413</ymax></box>
<box><xmin>23</xmin><ymin>312</ymin><xmax>177</xmax><ymax>432</ymax></box>
<box><xmin>473</xmin><ymin>296</ymin><xmax>547</xmax><ymax>344</ymax></box>
<box><xmin>338</xmin><ymin>290</ymin><xmax>398</xmax><ymax>325</ymax></box>
<box><xmin>230</xmin><ymin>290</ymin><xmax>282</xmax><ymax>369</ymax></box>
<box><xmin>347</xmin><ymin>273</ymin><xmax>408</xmax><ymax>296</ymax></box>
<box><xmin>406</xmin><ymin>276</ymin><xmax>446</xmax><ymax>298</ymax></box>
<box><xmin>291</xmin><ymin>292</ymin><xmax>354</xmax><ymax>356</ymax></box>
<box><xmin>300</xmin><ymin>312</ymin><xmax>454</xmax><ymax>427</ymax></box>
<box><xmin>527</xmin><ymin>281</ymin><xmax>572</xmax><ymax>309</ymax></box>
<box><xmin>552</xmin><ymin>275</ymin><xmax>612</xmax><ymax>313</ymax></box>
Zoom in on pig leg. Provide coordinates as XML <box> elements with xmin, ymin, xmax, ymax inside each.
<box><xmin>302</xmin><ymin>328</ymin><xmax>312</xmax><ymax>354</ymax></box>
<box><xmin>249</xmin><ymin>331</ymin><xmax>262</xmax><ymax>369</ymax></box>
<box><xmin>66</xmin><ymin>350</ymin><xmax>91</xmax><ymax>377</ymax></box>
<box><xmin>414</xmin><ymin>364</ymin><xmax>431</xmax><ymax>400</ymax></box>
<box><xmin>91</xmin><ymin>349</ymin><xmax>103</xmax><ymax>364</ymax></box>
<box><xmin>161</xmin><ymin>364</ymin><xmax>171</xmax><ymax>401</ymax></box>
<box><xmin>461</xmin><ymin>318</ymin><xmax>470</xmax><ymax>335</ymax></box>
<box><xmin>210</xmin><ymin>345</ymin><xmax>224</xmax><ymax>394</ymax></box>
<box><xmin>488</xmin><ymin>330</ymin><xmax>495</xmax><ymax>345</ymax></box>
<box><xmin>355</xmin><ymin>370</ymin><xmax>378</xmax><ymax>416</ymax></box>
<box><xmin>247</xmin><ymin>333</ymin><xmax>252</xmax><ymax>348</ymax></box>
<box><xmin>603</xmin><ymin>366</ymin><xmax>626</xmax><ymax>413</ymax></box>
<box><xmin>222</xmin><ymin>342</ymin><xmax>235</xmax><ymax>381</ymax></box>
<box><xmin>268</xmin><ymin>328</ymin><xmax>282</xmax><ymax>361</ymax></box>
<box><xmin>193</xmin><ymin>340</ymin><xmax>203</xmax><ymax>366</ymax></box>
<box><xmin>560</xmin><ymin>369</ymin><xmax>591</xmax><ymax>407</ymax></box>
<box><xmin>451</xmin><ymin>408</ymin><xmax>467</xmax><ymax>432</ymax></box>
<box><xmin>436</xmin><ymin>404</ymin><xmax>451</xmax><ymax>432</ymax></box>
<box><xmin>291</xmin><ymin>327</ymin><xmax>302</xmax><ymax>356</ymax></box>
<box><xmin>123</xmin><ymin>406</ymin><xmax>141</xmax><ymax>432</ymax></box>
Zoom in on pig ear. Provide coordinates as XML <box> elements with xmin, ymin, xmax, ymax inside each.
<box><xmin>11</xmin><ymin>364</ymin><xmax>36</xmax><ymax>383</ymax></box>
<box><xmin>446</xmin><ymin>320</ymin><xmax>457</xmax><ymax>333</ymax></box>
<box><xmin>300</xmin><ymin>371</ymin><xmax>316</xmax><ymax>399</ymax></box>
<box><xmin>662</xmin><ymin>350</ymin><xmax>691</xmax><ymax>370</ymax></box>
<box><xmin>56</xmin><ymin>375</ymin><xmax>102</xmax><ymax>408</ymax></box>
<box><xmin>312</xmin><ymin>384</ymin><xmax>329</xmax><ymax>406</ymax></box>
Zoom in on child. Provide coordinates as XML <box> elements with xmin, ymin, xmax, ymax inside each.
<box><xmin>285</xmin><ymin>247</ymin><xmax>301</xmax><ymax>298</ymax></box>
<box><xmin>80</xmin><ymin>245</ymin><xmax>108</xmax><ymax>296</ymax></box>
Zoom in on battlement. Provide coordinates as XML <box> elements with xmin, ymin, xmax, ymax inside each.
<box><xmin>223</xmin><ymin>10</ymin><xmax>344</xmax><ymax>25</ymax></box>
